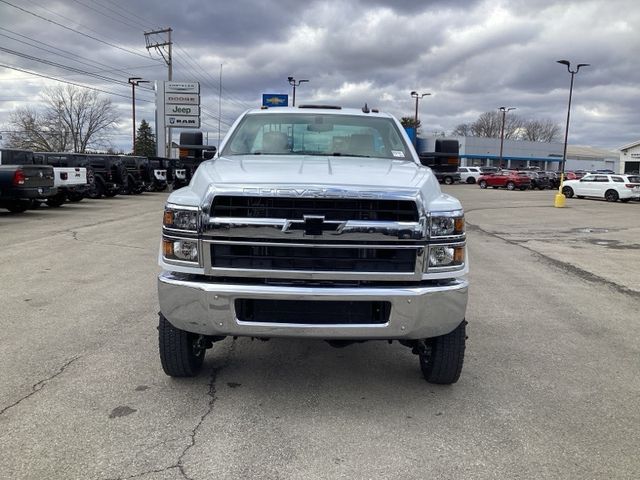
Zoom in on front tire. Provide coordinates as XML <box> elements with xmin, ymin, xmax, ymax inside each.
<box><xmin>479</xmin><ymin>180</ymin><xmax>487</xmax><ymax>189</ymax></box>
<box><xmin>419</xmin><ymin>320</ymin><xmax>467</xmax><ymax>385</ymax></box>
<box><xmin>506</xmin><ymin>181</ymin><xmax>516</xmax><ymax>191</ymax></box>
<box><xmin>466</xmin><ymin>177</ymin><xmax>476</xmax><ymax>184</ymax></box>
<box><xmin>562</xmin><ymin>186</ymin><xmax>574</xmax><ymax>198</ymax></box>
<box><xmin>159</xmin><ymin>313</ymin><xmax>205</xmax><ymax>377</ymax></box>
<box><xmin>443</xmin><ymin>176</ymin><xmax>454</xmax><ymax>185</ymax></box>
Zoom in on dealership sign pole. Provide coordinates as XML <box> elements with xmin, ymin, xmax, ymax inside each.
<box><xmin>155</xmin><ymin>81</ymin><xmax>201</xmax><ymax>158</ymax></box>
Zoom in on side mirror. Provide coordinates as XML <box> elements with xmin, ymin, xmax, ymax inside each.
<box><xmin>203</xmin><ymin>148</ymin><xmax>216</xmax><ymax>160</ymax></box>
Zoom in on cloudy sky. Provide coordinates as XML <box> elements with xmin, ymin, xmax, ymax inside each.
<box><xmin>1</xmin><ymin>0</ymin><xmax>639</xmax><ymax>152</ymax></box>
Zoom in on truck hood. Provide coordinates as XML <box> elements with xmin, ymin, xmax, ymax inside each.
<box><xmin>196</xmin><ymin>155</ymin><xmax>427</xmax><ymax>189</ymax></box>
<box><xmin>171</xmin><ymin>155</ymin><xmax>460</xmax><ymax>213</ymax></box>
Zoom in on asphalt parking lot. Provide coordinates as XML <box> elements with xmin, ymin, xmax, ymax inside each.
<box><xmin>1</xmin><ymin>185</ymin><xmax>639</xmax><ymax>480</ymax></box>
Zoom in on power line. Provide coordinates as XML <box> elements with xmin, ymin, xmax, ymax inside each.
<box><xmin>0</xmin><ymin>62</ymin><xmax>153</xmax><ymax>101</ymax></box>
<box><xmin>0</xmin><ymin>0</ymin><xmax>159</xmax><ymax>61</ymax></box>
<box><xmin>67</xmin><ymin>0</ymin><xmax>143</xmax><ymax>31</ymax></box>
<box><xmin>0</xmin><ymin>28</ymin><xmax>160</xmax><ymax>80</ymax></box>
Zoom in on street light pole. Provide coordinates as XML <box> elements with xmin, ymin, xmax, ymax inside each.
<box><xmin>288</xmin><ymin>76</ymin><xmax>309</xmax><ymax>107</ymax></box>
<box><xmin>128</xmin><ymin>77</ymin><xmax>149</xmax><ymax>153</ymax></box>
<box><xmin>498</xmin><ymin>106</ymin><xmax>515</xmax><ymax>168</ymax></box>
<box><xmin>555</xmin><ymin>60</ymin><xmax>590</xmax><ymax>208</ymax></box>
<box><xmin>410</xmin><ymin>91</ymin><xmax>431</xmax><ymax>145</ymax></box>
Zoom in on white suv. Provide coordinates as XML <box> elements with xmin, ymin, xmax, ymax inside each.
<box><xmin>562</xmin><ymin>174</ymin><xmax>640</xmax><ymax>202</ymax></box>
<box><xmin>458</xmin><ymin>166</ymin><xmax>482</xmax><ymax>184</ymax></box>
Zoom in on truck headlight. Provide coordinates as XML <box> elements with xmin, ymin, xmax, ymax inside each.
<box><xmin>163</xmin><ymin>206</ymin><xmax>199</xmax><ymax>231</ymax></box>
<box><xmin>163</xmin><ymin>237</ymin><xmax>199</xmax><ymax>262</ymax></box>
<box><xmin>429</xmin><ymin>213</ymin><xmax>464</xmax><ymax>237</ymax></box>
<box><xmin>427</xmin><ymin>245</ymin><xmax>465</xmax><ymax>268</ymax></box>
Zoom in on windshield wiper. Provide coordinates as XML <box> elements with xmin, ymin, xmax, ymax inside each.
<box><xmin>331</xmin><ymin>152</ymin><xmax>371</xmax><ymax>158</ymax></box>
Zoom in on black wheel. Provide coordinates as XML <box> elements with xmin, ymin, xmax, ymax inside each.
<box><xmin>466</xmin><ymin>177</ymin><xmax>475</xmax><ymax>184</ymax></box>
<box><xmin>479</xmin><ymin>180</ymin><xmax>487</xmax><ymax>189</ymax></box>
<box><xmin>87</xmin><ymin>179</ymin><xmax>105</xmax><ymax>199</ymax></box>
<box><xmin>67</xmin><ymin>192</ymin><xmax>84</xmax><ymax>202</ymax></box>
<box><xmin>46</xmin><ymin>192</ymin><xmax>66</xmax><ymax>208</ymax></box>
<box><xmin>158</xmin><ymin>313</ymin><xmax>205</xmax><ymax>377</ymax></box>
<box><xmin>443</xmin><ymin>176</ymin><xmax>453</xmax><ymax>185</ymax></box>
<box><xmin>419</xmin><ymin>320</ymin><xmax>467</xmax><ymax>385</ymax></box>
<box><xmin>562</xmin><ymin>186</ymin><xmax>574</xmax><ymax>198</ymax></box>
<box><xmin>605</xmin><ymin>190</ymin><xmax>619</xmax><ymax>202</ymax></box>
<box><xmin>506</xmin><ymin>181</ymin><xmax>516</xmax><ymax>191</ymax></box>
<box><xmin>5</xmin><ymin>201</ymin><xmax>30</xmax><ymax>213</ymax></box>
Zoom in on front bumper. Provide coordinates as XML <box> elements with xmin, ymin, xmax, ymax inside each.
<box><xmin>158</xmin><ymin>271</ymin><xmax>468</xmax><ymax>340</ymax></box>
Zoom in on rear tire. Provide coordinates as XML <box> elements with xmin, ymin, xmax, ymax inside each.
<box><xmin>605</xmin><ymin>190</ymin><xmax>619</xmax><ymax>202</ymax></box>
<box><xmin>466</xmin><ymin>177</ymin><xmax>475</xmax><ymax>184</ymax></box>
<box><xmin>158</xmin><ymin>313</ymin><xmax>205</xmax><ymax>377</ymax></box>
<box><xmin>562</xmin><ymin>186</ymin><xmax>574</xmax><ymax>198</ymax></box>
<box><xmin>46</xmin><ymin>192</ymin><xmax>66</xmax><ymax>208</ymax></box>
<box><xmin>479</xmin><ymin>180</ymin><xmax>487</xmax><ymax>189</ymax></box>
<box><xmin>419</xmin><ymin>320</ymin><xmax>467</xmax><ymax>385</ymax></box>
<box><xmin>507</xmin><ymin>182</ymin><xmax>516</xmax><ymax>191</ymax></box>
<box><xmin>5</xmin><ymin>201</ymin><xmax>30</xmax><ymax>213</ymax></box>
<box><xmin>443</xmin><ymin>176</ymin><xmax>454</xmax><ymax>185</ymax></box>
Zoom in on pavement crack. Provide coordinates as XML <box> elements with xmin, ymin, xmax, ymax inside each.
<box><xmin>176</xmin><ymin>339</ymin><xmax>237</xmax><ymax>480</ymax></box>
<box><xmin>0</xmin><ymin>356</ymin><xmax>81</xmax><ymax>417</ymax></box>
<box><xmin>99</xmin><ymin>340</ymin><xmax>237</xmax><ymax>480</ymax></box>
<box><xmin>467</xmin><ymin>222</ymin><xmax>640</xmax><ymax>299</ymax></box>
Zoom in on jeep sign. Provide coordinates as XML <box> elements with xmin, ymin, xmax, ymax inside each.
<box><xmin>167</xmin><ymin>104</ymin><xmax>200</xmax><ymax>116</ymax></box>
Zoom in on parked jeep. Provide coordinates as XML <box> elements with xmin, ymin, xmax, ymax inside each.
<box><xmin>146</xmin><ymin>157</ymin><xmax>169</xmax><ymax>191</ymax></box>
<box><xmin>33</xmin><ymin>152</ymin><xmax>92</xmax><ymax>205</ymax></box>
<box><xmin>83</xmin><ymin>154</ymin><xmax>128</xmax><ymax>198</ymax></box>
<box><xmin>157</xmin><ymin>106</ymin><xmax>469</xmax><ymax>385</ymax></box>
<box><xmin>120</xmin><ymin>156</ymin><xmax>147</xmax><ymax>194</ymax></box>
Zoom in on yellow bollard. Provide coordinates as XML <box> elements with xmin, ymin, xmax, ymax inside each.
<box><xmin>554</xmin><ymin>172</ymin><xmax>566</xmax><ymax>208</ymax></box>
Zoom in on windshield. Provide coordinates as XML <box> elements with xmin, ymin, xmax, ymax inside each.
<box><xmin>221</xmin><ymin>113</ymin><xmax>411</xmax><ymax>160</ymax></box>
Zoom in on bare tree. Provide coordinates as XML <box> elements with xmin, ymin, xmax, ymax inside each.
<box><xmin>521</xmin><ymin>119</ymin><xmax>560</xmax><ymax>142</ymax></box>
<box><xmin>451</xmin><ymin>123</ymin><xmax>472</xmax><ymax>136</ymax></box>
<box><xmin>6</xmin><ymin>107</ymin><xmax>71</xmax><ymax>151</ymax></box>
<box><xmin>5</xmin><ymin>85</ymin><xmax>118</xmax><ymax>152</ymax></box>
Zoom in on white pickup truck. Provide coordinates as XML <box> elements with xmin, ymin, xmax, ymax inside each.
<box><xmin>32</xmin><ymin>152</ymin><xmax>90</xmax><ymax>206</ymax></box>
<box><xmin>157</xmin><ymin>106</ymin><xmax>469</xmax><ymax>384</ymax></box>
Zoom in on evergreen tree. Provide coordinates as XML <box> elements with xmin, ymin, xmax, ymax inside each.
<box><xmin>134</xmin><ymin>119</ymin><xmax>156</xmax><ymax>156</ymax></box>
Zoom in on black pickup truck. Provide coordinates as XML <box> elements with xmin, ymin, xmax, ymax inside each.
<box><xmin>0</xmin><ymin>164</ymin><xmax>56</xmax><ymax>213</ymax></box>
<box><xmin>0</xmin><ymin>149</ymin><xmax>58</xmax><ymax>212</ymax></box>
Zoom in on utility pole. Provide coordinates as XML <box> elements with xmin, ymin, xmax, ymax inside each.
<box><xmin>128</xmin><ymin>77</ymin><xmax>149</xmax><ymax>153</ymax></box>
<box><xmin>288</xmin><ymin>76</ymin><xmax>309</xmax><ymax>106</ymax></box>
<box><xmin>218</xmin><ymin>63</ymin><xmax>223</xmax><ymax>148</ymax></box>
<box><xmin>410</xmin><ymin>91</ymin><xmax>430</xmax><ymax>146</ymax></box>
<box><xmin>145</xmin><ymin>27</ymin><xmax>173</xmax><ymax>156</ymax></box>
<box><xmin>498</xmin><ymin>106</ymin><xmax>515</xmax><ymax>168</ymax></box>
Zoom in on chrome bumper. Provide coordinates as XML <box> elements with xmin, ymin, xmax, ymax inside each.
<box><xmin>158</xmin><ymin>272</ymin><xmax>468</xmax><ymax>340</ymax></box>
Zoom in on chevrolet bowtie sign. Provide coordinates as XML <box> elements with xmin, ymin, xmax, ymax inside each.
<box><xmin>155</xmin><ymin>81</ymin><xmax>202</xmax><ymax>156</ymax></box>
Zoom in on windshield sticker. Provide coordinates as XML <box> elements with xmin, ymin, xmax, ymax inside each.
<box><xmin>392</xmin><ymin>150</ymin><xmax>405</xmax><ymax>158</ymax></box>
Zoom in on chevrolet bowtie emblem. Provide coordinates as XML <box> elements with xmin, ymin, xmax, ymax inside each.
<box><xmin>283</xmin><ymin>215</ymin><xmax>343</xmax><ymax>236</ymax></box>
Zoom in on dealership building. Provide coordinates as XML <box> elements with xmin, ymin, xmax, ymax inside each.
<box><xmin>418</xmin><ymin>136</ymin><xmax>620</xmax><ymax>172</ymax></box>
<box><xmin>618</xmin><ymin>140</ymin><xmax>640</xmax><ymax>174</ymax></box>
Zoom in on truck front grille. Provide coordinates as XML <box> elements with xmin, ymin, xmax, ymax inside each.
<box><xmin>211</xmin><ymin>243</ymin><xmax>417</xmax><ymax>273</ymax></box>
<box><xmin>211</xmin><ymin>196</ymin><xmax>418</xmax><ymax>222</ymax></box>
<box><xmin>235</xmin><ymin>299</ymin><xmax>391</xmax><ymax>324</ymax></box>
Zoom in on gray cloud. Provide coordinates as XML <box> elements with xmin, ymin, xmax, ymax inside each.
<box><xmin>1</xmin><ymin>0</ymin><xmax>639</xmax><ymax>151</ymax></box>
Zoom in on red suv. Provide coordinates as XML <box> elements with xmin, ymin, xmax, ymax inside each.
<box><xmin>478</xmin><ymin>171</ymin><xmax>532</xmax><ymax>190</ymax></box>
